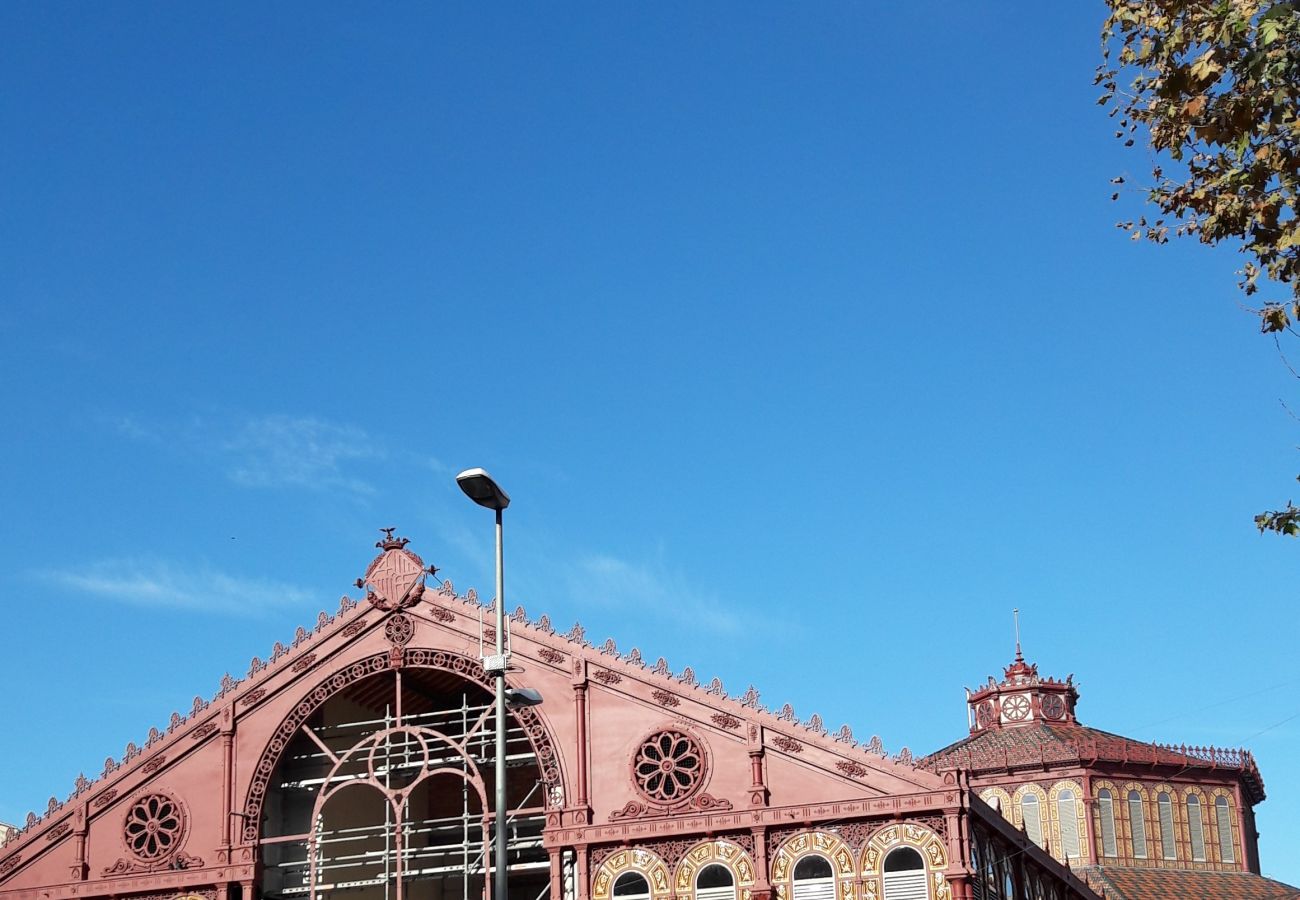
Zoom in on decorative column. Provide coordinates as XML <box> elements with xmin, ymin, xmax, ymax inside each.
<box><xmin>549</xmin><ymin>848</ymin><xmax>563</xmax><ymax>900</ymax></box>
<box><xmin>750</xmin><ymin>827</ymin><xmax>771</xmax><ymax>900</ymax></box>
<box><xmin>747</xmin><ymin>725</ymin><xmax>768</xmax><ymax>808</ymax></box>
<box><xmin>1233</xmin><ymin>782</ymin><xmax>1255</xmax><ymax>873</ymax></box>
<box><xmin>70</xmin><ymin>805</ymin><xmax>87</xmax><ymax>881</ymax></box>
<box><xmin>221</xmin><ymin>704</ymin><xmax>236</xmax><ymax>855</ymax></box>
<box><xmin>1080</xmin><ymin>772</ymin><xmax>1096</xmax><ymax>864</ymax></box>
<box><xmin>576</xmin><ymin>845</ymin><xmax>591</xmax><ymax>900</ymax></box>
<box><xmin>572</xmin><ymin>659</ymin><xmax>591</xmax><ymax>824</ymax></box>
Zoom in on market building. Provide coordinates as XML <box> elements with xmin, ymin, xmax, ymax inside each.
<box><xmin>0</xmin><ymin>534</ymin><xmax>1289</xmax><ymax>900</ymax></box>
<box><xmin>921</xmin><ymin>646</ymin><xmax>1296</xmax><ymax>899</ymax></box>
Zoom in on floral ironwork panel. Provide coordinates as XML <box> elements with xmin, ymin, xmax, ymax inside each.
<box><xmin>124</xmin><ymin>794</ymin><xmax>186</xmax><ymax>862</ymax></box>
<box><xmin>634</xmin><ymin>730</ymin><xmax>705</xmax><ymax>803</ymax></box>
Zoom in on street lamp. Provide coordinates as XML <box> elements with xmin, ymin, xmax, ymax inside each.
<box><xmin>455</xmin><ymin>467</ymin><xmax>520</xmax><ymax>900</ymax></box>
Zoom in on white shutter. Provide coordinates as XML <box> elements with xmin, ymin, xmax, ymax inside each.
<box><xmin>1158</xmin><ymin>794</ymin><xmax>1176</xmax><ymax>860</ymax></box>
<box><xmin>792</xmin><ymin>878</ymin><xmax>836</xmax><ymax>900</ymax></box>
<box><xmin>1021</xmin><ymin>796</ymin><xmax>1043</xmax><ymax>848</ymax></box>
<box><xmin>1057</xmin><ymin>793</ymin><xmax>1080</xmax><ymax>859</ymax></box>
<box><xmin>882</xmin><ymin>870</ymin><xmax>929</xmax><ymax>900</ymax></box>
<box><xmin>697</xmin><ymin>888</ymin><xmax>736</xmax><ymax>900</ymax></box>
<box><xmin>1188</xmin><ymin>797</ymin><xmax>1206</xmax><ymax>861</ymax></box>
<box><xmin>1128</xmin><ymin>792</ymin><xmax>1147</xmax><ymax>859</ymax></box>
<box><xmin>1216</xmin><ymin>798</ymin><xmax>1235</xmax><ymax>863</ymax></box>
<box><xmin>1098</xmin><ymin>791</ymin><xmax>1118</xmax><ymax>858</ymax></box>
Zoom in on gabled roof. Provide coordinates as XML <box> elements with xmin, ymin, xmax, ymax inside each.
<box><xmin>920</xmin><ymin>719</ymin><xmax>1265</xmax><ymax>803</ymax></box>
<box><xmin>1081</xmin><ymin>866</ymin><xmax>1300</xmax><ymax>900</ymax></box>
<box><xmin>1</xmin><ymin>534</ymin><xmax>943</xmax><ymax>864</ymax></box>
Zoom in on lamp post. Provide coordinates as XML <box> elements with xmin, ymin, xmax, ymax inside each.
<box><xmin>455</xmin><ymin>467</ymin><xmax>514</xmax><ymax>900</ymax></box>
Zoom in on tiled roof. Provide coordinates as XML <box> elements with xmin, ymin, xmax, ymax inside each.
<box><xmin>924</xmin><ymin>721</ymin><xmax>1186</xmax><ymax>766</ymax></box>
<box><xmin>1080</xmin><ymin>866</ymin><xmax>1300</xmax><ymax>900</ymax></box>
<box><xmin>920</xmin><ymin>721</ymin><xmax>1265</xmax><ymax>803</ymax></box>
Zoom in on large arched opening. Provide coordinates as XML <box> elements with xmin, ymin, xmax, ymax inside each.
<box><xmin>257</xmin><ymin>661</ymin><xmax>553</xmax><ymax>900</ymax></box>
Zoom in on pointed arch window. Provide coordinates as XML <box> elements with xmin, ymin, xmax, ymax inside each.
<box><xmin>1215</xmin><ymin>796</ymin><xmax>1236</xmax><ymax>863</ymax></box>
<box><xmin>882</xmin><ymin>847</ymin><xmax>928</xmax><ymax>900</ymax></box>
<box><xmin>614</xmin><ymin>873</ymin><xmax>652</xmax><ymax>900</ymax></box>
<box><xmin>1187</xmin><ymin>795</ymin><xmax>1206</xmax><ymax>861</ymax></box>
<box><xmin>1096</xmin><ymin>789</ymin><xmax>1118</xmax><ymax>858</ymax></box>
<box><xmin>1056</xmin><ymin>790</ymin><xmax>1081</xmax><ymax>859</ymax></box>
<box><xmin>1157</xmin><ymin>792</ymin><xmax>1177</xmax><ymax>860</ymax></box>
<box><xmin>792</xmin><ymin>855</ymin><xmax>836</xmax><ymax>900</ymax></box>
<box><xmin>1128</xmin><ymin>790</ymin><xmax>1148</xmax><ymax>859</ymax></box>
<box><xmin>1020</xmin><ymin>794</ymin><xmax>1044</xmax><ymax>847</ymax></box>
<box><xmin>695</xmin><ymin>865</ymin><xmax>735</xmax><ymax>900</ymax></box>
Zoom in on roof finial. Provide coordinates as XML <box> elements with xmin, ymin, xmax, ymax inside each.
<box><xmin>376</xmin><ymin>527</ymin><xmax>410</xmax><ymax>551</ymax></box>
<box><xmin>1013</xmin><ymin>607</ymin><xmax>1022</xmax><ymax>662</ymax></box>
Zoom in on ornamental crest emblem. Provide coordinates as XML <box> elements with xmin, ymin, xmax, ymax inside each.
<box><xmin>357</xmin><ymin>529</ymin><xmax>434</xmax><ymax>611</ymax></box>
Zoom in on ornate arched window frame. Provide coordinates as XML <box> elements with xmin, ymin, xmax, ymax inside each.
<box><xmin>1209</xmin><ymin>788</ymin><xmax>1239</xmax><ymax>866</ymax></box>
<box><xmin>978</xmin><ymin>787</ymin><xmax>1012</xmax><ymax>820</ymax></box>
<box><xmin>674</xmin><ymin>839</ymin><xmax>757</xmax><ymax>900</ymax></box>
<box><xmin>1046</xmin><ymin>780</ymin><xmax>1087</xmax><ymax>863</ymax></box>
<box><xmin>1179</xmin><ymin>786</ymin><xmax>1209</xmax><ymax>862</ymax></box>
<box><xmin>1150</xmin><ymin>782</ymin><xmax>1179</xmax><ymax>861</ymax></box>
<box><xmin>1120</xmin><ymin>782</ymin><xmax>1152</xmax><ymax>860</ymax></box>
<box><xmin>770</xmin><ymin>831</ymin><xmax>856</xmax><ymax>900</ymax></box>
<box><xmin>860</xmin><ymin>822</ymin><xmax>950</xmax><ymax>900</ymax></box>
<box><xmin>1092</xmin><ymin>779</ymin><xmax>1122</xmax><ymax>859</ymax></box>
<box><xmin>1011</xmin><ymin>783</ymin><xmax>1049</xmax><ymax>849</ymax></box>
<box><xmin>592</xmin><ymin>849</ymin><xmax>672</xmax><ymax>900</ymax></box>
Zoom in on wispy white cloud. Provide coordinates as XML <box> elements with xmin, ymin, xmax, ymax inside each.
<box><xmin>105</xmin><ymin>411</ymin><xmax>414</xmax><ymax>497</ymax></box>
<box><xmin>564</xmin><ymin>553</ymin><xmax>745</xmax><ymax>636</ymax></box>
<box><xmin>221</xmin><ymin>415</ymin><xmax>382</xmax><ymax>494</ymax></box>
<box><xmin>39</xmin><ymin>558</ymin><xmax>314</xmax><ymax>616</ymax></box>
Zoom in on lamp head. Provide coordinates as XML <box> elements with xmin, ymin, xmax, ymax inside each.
<box><xmin>456</xmin><ymin>468</ymin><xmax>510</xmax><ymax>511</ymax></box>
<box><xmin>504</xmin><ymin>687</ymin><xmax>543</xmax><ymax>708</ymax></box>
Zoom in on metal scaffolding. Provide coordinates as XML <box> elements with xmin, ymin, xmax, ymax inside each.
<box><xmin>260</xmin><ymin>677</ymin><xmax>550</xmax><ymax>900</ymax></box>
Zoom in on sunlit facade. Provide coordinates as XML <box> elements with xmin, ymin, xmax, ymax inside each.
<box><xmin>922</xmin><ymin>650</ymin><xmax>1294</xmax><ymax>899</ymax></box>
<box><xmin>1</xmin><ymin>535</ymin><xmax>1278</xmax><ymax>900</ymax></box>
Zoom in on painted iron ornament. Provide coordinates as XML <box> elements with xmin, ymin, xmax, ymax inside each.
<box><xmin>124</xmin><ymin>794</ymin><xmax>184</xmax><ymax>862</ymax></box>
<box><xmin>634</xmin><ymin>731</ymin><xmax>703</xmax><ymax>803</ymax></box>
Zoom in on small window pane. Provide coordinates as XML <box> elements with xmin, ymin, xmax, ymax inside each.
<box><xmin>884</xmin><ymin>848</ymin><xmax>924</xmax><ymax>872</ymax></box>
<box><xmin>1157</xmin><ymin>792</ymin><xmax>1176</xmax><ymax>860</ymax></box>
<box><xmin>793</xmin><ymin>856</ymin><xmax>834</xmax><ymax>880</ymax></box>
<box><xmin>614</xmin><ymin>874</ymin><xmax>651</xmax><ymax>899</ymax></box>
<box><xmin>1097</xmin><ymin>789</ymin><xmax>1118</xmax><ymax>857</ymax></box>
<box><xmin>696</xmin><ymin>865</ymin><xmax>735</xmax><ymax>900</ymax></box>
<box><xmin>1216</xmin><ymin>797</ymin><xmax>1236</xmax><ymax>863</ymax></box>
<box><xmin>1128</xmin><ymin>791</ymin><xmax>1148</xmax><ymax>859</ymax></box>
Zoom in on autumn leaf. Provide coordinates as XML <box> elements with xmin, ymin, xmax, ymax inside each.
<box><xmin>1101</xmin><ymin>0</ymin><xmax>1300</xmax><ymax>534</ymax></box>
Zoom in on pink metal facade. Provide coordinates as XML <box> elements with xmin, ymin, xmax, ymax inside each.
<box><xmin>0</xmin><ymin>535</ymin><xmax>1099</xmax><ymax>900</ymax></box>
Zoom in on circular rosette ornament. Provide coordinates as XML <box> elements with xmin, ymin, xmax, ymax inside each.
<box><xmin>633</xmin><ymin>730</ymin><xmax>705</xmax><ymax>803</ymax></box>
<box><xmin>123</xmin><ymin>793</ymin><xmax>186</xmax><ymax>862</ymax></box>
<box><xmin>385</xmin><ymin>613</ymin><xmax>414</xmax><ymax>647</ymax></box>
<box><xmin>1041</xmin><ymin>693</ymin><xmax>1065</xmax><ymax>721</ymax></box>
<box><xmin>1002</xmin><ymin>695</ymin><xmax>1031</xmax><ymax>722</ymax></box>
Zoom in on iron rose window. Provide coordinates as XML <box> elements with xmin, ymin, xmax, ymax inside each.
<box><xmin>633</xmin><ymin>730</ymin><xmax>705</xmax><ymax>803</ymax></box>
<box><xmin>123</xmin><ymin>793</ymin><xmax>185</xmax><ymax>862</ymax></box>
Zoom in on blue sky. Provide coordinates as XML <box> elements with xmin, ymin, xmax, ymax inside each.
<box><xmin>2</xmin><ymin>1</ymin><xmax>1297</xmax><ymax>884</ymax></box>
